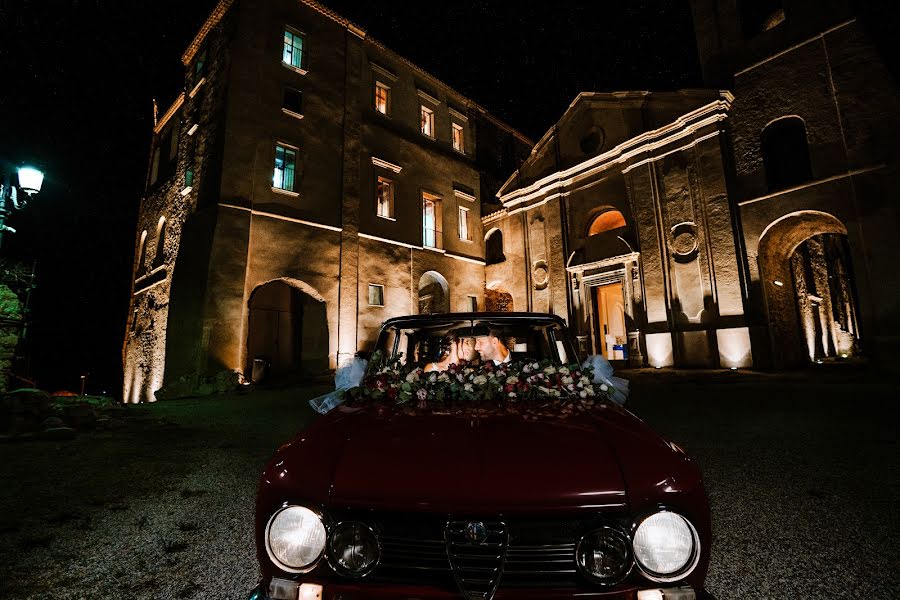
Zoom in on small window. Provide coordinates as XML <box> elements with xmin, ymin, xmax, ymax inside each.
<box><xmin>368</xmin><ymin>284</ymin><xmax>385</xmax><ymax>307</ymax></box>
<box><xmin>193</xmin><ymin>50</ymin><xmax>206</xmax><ymax>87</ymax></box>
<box><xmin>283</xmin><ymin>88</ymin><xmax>303</xmax><ymax>117</ymax></box>
<box><xmin>466</xmin><ymin>295</ymin><xmax>478</xmax><ymax>312</ymax></box>
<box><xmin>422</xmin><ymin>193</ymin><xmax>440</xmax><ymax>248</ymax></box>
<box><xmin>452</xmin><ymin>123</ymin><xmax>464</xmax><ymax>152</ymax></box>
<box><xmin>420</xmin><ymin>106</ymin><xmax>434</xmax><ymax>137</ymax></box>
<box><xmin>273</xmin><ymin>144</ymin><xmax>298</xmax><ymax>192</ymax></box>
<box><xmin>149</xmin><ymin>147</ymin><xmax>161</xmax><ymax>185</ymax></box>
<box><xmin>458</xmin><ymin>206</ymin><xmax>471</xmax><ymax>241</ymax></box>
<box><xmin>136</xmin><ymin>230</ymin><xmax>148</xmax><ymax>275</ymax></box>
<box><xmin>588</xmin><ymin>210</ymin><xmax>626</xmax><ymax>236</ymax></box>
<box><xmin>376</xmin><ymin>176</ymin><xmax>394</xmax><ymax>219</ymax></box>
<box><xmin>283</xmin><ymin>29</ymin><xmax>306</xmax><ymax>71</ymax></box>
<box><xmin>375</xmin><ymin>82</ymin><xmax>390</xmax><ymax>115</ymax></box>
<box><xmin>485</xmin><ymin>229</ymin><xmax>505</xmax><ymax>265</ymax></box>
<box><xmin>761</xmin><ymin>117</ymin><xmax>812</xmax><ymax>191</ymax></box>
<box><xmin>153</xmin><ymin>217</ymin><xmax>167</xmax><ymax>267</ymax></box>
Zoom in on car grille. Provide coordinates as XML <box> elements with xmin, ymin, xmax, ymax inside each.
<box><xmin>366</xmin><ymin>515</ymin><xmax>591</xmax><ymax>594</ymax></box>
<box><xmin>446</xmin><ymin>521</ymin><xmax>507</xmax><ymax>599</ymax></box>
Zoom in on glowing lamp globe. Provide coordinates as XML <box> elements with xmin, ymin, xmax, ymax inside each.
<box><xmin>17</xmin><ymin>167</ymin><xmax>44</xmax><ymax>196</ymax></box>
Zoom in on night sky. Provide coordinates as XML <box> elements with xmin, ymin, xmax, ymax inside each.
<box><xmin>0</xmin><ymin>0</ymin><xmax>701</xmax><ymax>395</ymax></box>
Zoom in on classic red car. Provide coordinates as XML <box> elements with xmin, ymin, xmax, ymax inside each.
<box><xmin>248</xmin><ymin>313</ymin><xmax>713</xmax><ymax>600</ymax></box>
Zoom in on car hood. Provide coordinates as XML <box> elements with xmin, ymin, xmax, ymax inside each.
<box><xmin>261</xmin><ymin>402</ymin><xmax>703</xmax><ymax>515</ymax></box>
<box><xmin>327</xmin><ymin>409</ymin><xmax>628</xmax><ymax>512</ymax></box>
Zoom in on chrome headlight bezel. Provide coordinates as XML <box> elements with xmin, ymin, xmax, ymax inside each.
<box><xmin>575</xmin><ymin>526</ymin><xmax>633</xmax><ymax>584</ymax></box>
<box><xmin>264</xmin><ymin>505</ymin><xmax>328</xmax><ymax>573</ymax></box>
<box><xmin>326</xmin><ymin>520</ymin><xmax>382</xmax><ymax>578</ymax></box>
<box><xmin>631</xmin><ymin>510</ymin><xmax>701</xmax><ymax>583</ymax></box>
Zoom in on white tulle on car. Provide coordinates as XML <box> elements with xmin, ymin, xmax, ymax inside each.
<box><xmin>309</xmin><ymin>357</ymin><xmax>368</xmax><ymax>414</ymax></box>
<box><xmin>581</xmin><ymin>354</ymin><xmax>629</xmax><ymax>405</ymax></box>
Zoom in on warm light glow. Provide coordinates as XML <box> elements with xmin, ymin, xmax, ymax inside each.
<box><xmin>730</xmin><ymin>366</ymin><xmax>737</xmax><ymax>370</ymax></box>
<box><xmin>637</xmin><ymin>591</ymin><xmax>664</xmax><ymax>600</ymax></box>
<box><xmin>646</xmin><ymin>333</ymin><xmax>674</xmax><ymax>368</ymax></box>
<box><xmin>17</xmin><ymin>166</ymin><xmax>44</xmax><ymax>195</ymax></box>
<box><xmin>299</xmin><ymin>583</ymin><xmax>323</xmax><ymax>600</ymax></box>
<box><xmin>716</xmin><ymin>327</ymin><xmax>753</xmax><ymax>368</ymax></box>
<box><xmin>588</xmin><ymin>210</ymin><xmax>627</xmax><ymax>236</ymax></box>
<box><xmin>633</xmin><ymin>512</ymin><xmax>697</xmax><ymax>577</ymax></box>
<box><xmin>841</xmin><ymin>353</ymin><xmax>848</xmax><ymax>358</ymax></box>
<box><xmin>773</xmin><ymin>279</ymin><xmax>784</xmax><ymax>287</ymax></box>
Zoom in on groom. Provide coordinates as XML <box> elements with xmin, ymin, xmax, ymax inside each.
<box><xmin>474</xmin><ymin>328</ymin><xmax>512</xmax><ymax>365</ymax></box>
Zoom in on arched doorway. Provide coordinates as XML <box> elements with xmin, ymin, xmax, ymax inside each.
<box><xmin>418</xmin><ymin>271</ymin><xmax>449</xmax><ymax>314</ymax></box>
<box><xmin>758</xmin><ymin>211</ymin><xmax>861</xmax><ymax>367</ymax></box>
<box><xmin>485</xmin><ymin>281</ymin><xmax>514</xmax><ymax>312</ymax></box>
<box><xmin>246</xmin><ymin>278</ymin><xmax>328</xmax><ymax>381</ymax></box>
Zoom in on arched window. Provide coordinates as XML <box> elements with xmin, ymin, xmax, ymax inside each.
<box><xmin>153</xmin><ymin>217</ymin><xmax>167</xmax><ymax>267</ymax></box>
<box><xmin>587</xmin><ymin>210</ymin><xmax>626</xmax><ymax>237</ymax></box>
<box><xmin>761</xmin><ymin>117</ymin><xmax>812</xmax><ymax>191</ymax></box>
<box><xmin>739</xmin><ymin>0</ymin><xmax>785</xmax><ymax>38</ymax></box>
<box><xmin>485</xmin><ymin>229</ymin><xmax>505</xmax><ymax>265</ymax></box>
<box><xmin>135</xmin><ymin>230</ymin><xmax>148</xmax><ymax>276</ymax></box>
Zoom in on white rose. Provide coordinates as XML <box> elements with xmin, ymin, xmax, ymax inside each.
<box><xmin>600</xmin><ymin>383</ymin><xmax>609</xmax><ymax>392</ymax></box>
<box><xmin>559</xmin><ymin>366</ymin><xmax>570</xmax><ymax>375</ymax></box>
<box><xmin>464</xmin><ymin>383</ymin><xmax>473</xmax><ymax>392</ymax></box>
<box><xmin>561</xmin><ymin>376</ymin><xmax>573</xmax><ymax>385</ymax></box>
<box><xmin>406</xmin><ymin>371</ymin><xmax>419</xmax><ymax>383</ymax></box>
<box><xmin>544</xmin><ymin>366</ymin><xmax>556</xmax><ymax>375</ymax></box>
<box><xmin>579</xmin><ymin>390</ymin><xmax>588</xmax><ymax>398</ymax></box>
<box><xmin>506</xmin><ymin>375</ymin><xmax>519</xmax><ymax>384</ymax></box>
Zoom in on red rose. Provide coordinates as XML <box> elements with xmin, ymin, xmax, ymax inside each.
<box><xmin>504</xmin><ymin>383</ymin><xmax>515</xmax><ymax>394</ymax></box>
<box><xmin>387</xmin><ymin>387</ymin><xmax>399</xmax><ymax>400</ymax></box>
<box><xmin>517</xmin><ymin>381</ymin><xmax>530</xmax><ymax>393</ymax></box>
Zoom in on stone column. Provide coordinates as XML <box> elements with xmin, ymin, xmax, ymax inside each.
<box><xmin>337</xmin><ymin>33</ymin><xmax>363</xmax><ymax>366</ymax></box>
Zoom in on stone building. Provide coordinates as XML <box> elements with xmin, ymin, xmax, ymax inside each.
<box><xmin>123</xmin><ymin>0</ymin><xmax>530</xmax><ymax>403</ymax></box>
<box><xmin>125</xmin><ymin>0</ymin><xmax>900</xmax><ymax>401</ymax></box>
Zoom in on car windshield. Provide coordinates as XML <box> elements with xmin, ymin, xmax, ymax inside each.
<box><xmin>373</xmin><ymin>315</ymin><xmax>579</xmax><ymax>369</ymax></box>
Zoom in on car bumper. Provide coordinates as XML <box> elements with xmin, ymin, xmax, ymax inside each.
<box><xmin>248</xmin><ymin>580</ymin><xmax>715</xmax><ymax>600</ymax></box>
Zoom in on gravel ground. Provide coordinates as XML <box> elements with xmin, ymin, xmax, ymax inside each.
<box><xmin>1</xmin><ymin>371</ymin><xmax>897</xmax><ymax>599</ymax></box>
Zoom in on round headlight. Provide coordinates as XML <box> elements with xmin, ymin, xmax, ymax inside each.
<box><xmin>328</xmin><ymin>521</ymin><xmax>380</xmax><ymax>577</ymax></box>
<box><xmin>632</xmin><ymin>511</ymin><xmax>700</xmax><ymax>582</ymax></box>
<box><xmin>575</xmin><ymin>527</ymin><xmax>631</xmax><ymax>582</ymax></box>
<box><xmin>265</xmin><ymin>506</ymin><xmax>327</xmax><ymax>573</ymax></box>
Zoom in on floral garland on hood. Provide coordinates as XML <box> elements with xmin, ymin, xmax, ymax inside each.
<box><xmin>340</xmin><ymin>353</ymin><xmax>618</xmax><ymax>420</ymax></box>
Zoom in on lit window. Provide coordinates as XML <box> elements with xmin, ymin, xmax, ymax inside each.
<box><xmin>587</xmin><ymin>210</ymin><xmax>626</xmax><ymax>236</ymax></box>
<box><xmin>420</xmin><ymin>106</ymin><xmax>434</xmax><ymax>137</ymax></box>
<box><xmin>452</xmin><ymin>123</ymin><xmax>464</xmax><ymax>152</ymax></box>
<box><xmin>368</xmin><ymin>284</ymin><xmax>385</xmax><ymax>307</ymax></box>
<box><xmin>467</xmin><ymin>295</ymin><xmax>477</xmax><ymax>312</ymax></box>
<box><xmin>273</xmin><ymin>144</ymin><xmax>298</xmax><ymax>192</ymax></box>
<box><xmin>283</xmin><ymin>29</ymin><xmax>305</xmax><ymax>70</ymax></box>
<box><xmin>422</xmin><ymin>194</ymin><xmax>440</xmax><ymax>248</ymax></box>
<box><xmin>458</xmin><ymin>206</ymin><xmax>470</xmax><ymax>241</ymax></box>
<box><xmin>375</xmin><ymin>82</ymin><xmax>390</xmax><ymax>115</ymax></box>
<box><xmin>376</xmin><ymin>176</ymin><xmax>394</xmax><ymax>219</ymax></box>
<box><xmin>193</xmin><ymin>50</ymin><xmax>206</xmax><ymax>87</ymax></box>
<box><xmin>283</xmin><ymin>88</ymin><xmax>303</xmax><ymax>116</ymax></box>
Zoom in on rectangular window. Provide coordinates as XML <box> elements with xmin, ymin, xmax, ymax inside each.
<box><xmin>283</xmin><ymin>29</ymin><xmax>305</xmax><ymax>70</ymax></box>
<box><xmin>452</xmin><ymin>123</ymin><xmax>464</xmax><ymax>152</ymax></box>
<box><xmin>422</xmin><ymin>195</ymin><xmax>438</xmax><ymax>248</ymax></box>
<box><xmin>375</xmin><ymin>82</ymin><xmax>390</xmax><ymax>115</ymax></box>
<box><xmin>466</xmin><ymin>295</ymin><xmax>478</xmax><ymax>312</ymax></box>
<box><xmin>193</xmin><ymin>50</ymin><xmax>206</xmax><ymax>87</ymax></box>
<box><xmin>376</xmin><ymin>176</ymin><xmax>394</xmax><ymax>219</ymax></box>
<box><xmin>420</xmin><ymin>105</ymin><xmax>434</xmax><ymax>137</ymax></box>
<box><xmin>273</xmin><ymin>144</ymin><xmax>297</xmax><ymax>192</ymax></box>
<box><xmin>283</xmin><ymin>88</ymin><xmax>303</xmax><ymax>116</ymax></box>
<box><xmin>368</xmin><ymin>284</ymin><xmax>385</xmax><ymax>307</ymax></box>
<box><xmin>458</xmin><ymin>206</ymin><xmax>470</xmax><ymax>241</ymax></box>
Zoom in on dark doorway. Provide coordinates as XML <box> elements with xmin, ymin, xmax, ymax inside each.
<box><xmin>246</xmin><ymin>280</ymin><xmax>328</xmax><ymax>381</ymax></box>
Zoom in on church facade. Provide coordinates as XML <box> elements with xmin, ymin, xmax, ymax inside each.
<box><xmin>124</xmin><ymin>0</ymin><xmax>900</xmax><ymax>401</ymax></box>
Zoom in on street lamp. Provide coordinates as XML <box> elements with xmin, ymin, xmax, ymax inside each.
<box><xmin>0</xmin><ymin>164</ymin><xmax>45</xmax><ymax>248</ymax></box>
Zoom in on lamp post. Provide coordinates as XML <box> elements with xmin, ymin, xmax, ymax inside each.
<box><xmin>0</xmin><ymin>165</ymin><xmax>45</xmax><ymax>248</ymax></box>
